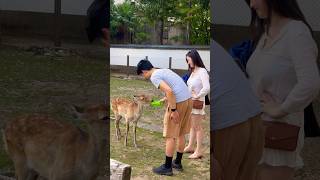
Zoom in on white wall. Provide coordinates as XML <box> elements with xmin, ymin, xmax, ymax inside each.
<box><xmin>61</xmin><ymin>0</ymin><xmax>93</xmax><ymax>15</ymax></box>
<box><xmin>111</xmin><ymin>48</ymin><xmax>210</xmax><ymax>71</ymax></box>
<box><xmin>0</xmin><ymin>0</ymin><xmax>95</xmax><ymax>15</ymax></box>
<box><xmin>213</xmin><ymin>0</ymin><xmax>320</xmax><ymax>31</ymax></box>
<box><xmin>0</xmin><ymin>0</ymin><xmax>54</xmax><ymax>13</ymax></box>
<box><xmin>114</xmin><ymin>0</ymin><xmax>125</xmax><ymax>5</ymax></box>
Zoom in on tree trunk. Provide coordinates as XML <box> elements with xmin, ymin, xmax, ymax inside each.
<box><xmin>160</xmin><ymin>19</ymin><xmax>164</xmax><ymax>45</ymax></box>
<box><xmin>187</xmin><ymin>0</ymin><xmax>192</xmax><ymax>45</ymax></box>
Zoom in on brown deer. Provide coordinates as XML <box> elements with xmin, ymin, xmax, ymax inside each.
<box><xmin>2</xmin><ymin>104</ymin><xmax>108</xmax><ymax>180</ymax></box>
<box><xmin>111</xmin><ymin>94</ymin><xmax>151</xmax><ymax>148</ymax></box>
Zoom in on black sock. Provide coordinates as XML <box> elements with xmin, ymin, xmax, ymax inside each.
<box><xmin>165</xmin><ymin>156</ymin><xmax>173</xmax><ymax>168</ymax></box>
<box><xmin>175</xmin><ymin>152</ymin><xmax>183</xmax><ymax>164</ymax></box>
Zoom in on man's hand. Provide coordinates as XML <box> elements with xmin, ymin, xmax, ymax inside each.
<box><xmin>160</xmin><ymin>97</ymin><xmax>167</xmax><ymax>102</ymax></box>
<box><xmin>170</xmin><ymin>111</ymin><xmax>180</xmax><ymax>124</ymax></box>
<box><xmin>261</xmin><ymin>92</ymin><xmax>287</xmax><ymax>119</ymax></box>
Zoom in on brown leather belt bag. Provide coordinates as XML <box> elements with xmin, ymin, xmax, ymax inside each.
<box><xmin>192</xmin><ymin>100</ymin><xmax>204</xmax><ymax>109</ymax></box>
<box><xmin>263</xmin><ymin>121</ymin><xmax>300</xmax><ymax>151</ymax></box>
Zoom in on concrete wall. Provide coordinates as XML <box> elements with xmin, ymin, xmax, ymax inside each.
<box><xmin>213</xmin><ymin>0</ymin><xmax>320</xmax><ymax>31</ymax></box>
<box><xmin>0</xmin><ymin>0</ymin><xmax>96</xmax><ymax>42</ymax></box>
<box><xmin>214</xmin><ymin>25</ymin><xmax>320</xmax><ymax>52</ymax></box>
<box><xmin>0</xmin><ymin>0</ymin><xmax>94</xmax><ymax>15</ymax></box>
<box><xmin>61</xmin><ymin>0</ymin><xmax>93</xmax><ymax>15</ymax></box>
<box><xmin>0</xmin><ymin>0</ymin><xmax>54</xmax><ymax>13</ymax></box>
<box><xmin>212</xmin><ymin>1</ymin><xmax>320</xmax><ymax>50</ymax></box>
<box><xmin>110</xmin><ymin>46</ymin><xmax>210</xmax><ymax>71</ymax></box>
<box><xmin>0</xmin><ymin>11</ymin><xmax>88</xmax><ymax>41</ymax></box>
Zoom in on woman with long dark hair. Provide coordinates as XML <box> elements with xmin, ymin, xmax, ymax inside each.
<box><xmin>183</xmin><ymin>49</ymin><xmax>210</xmax><ymax>159</ymax></box>
<box><xmin>245</xmin><ymin>0</ymin><xmax>320</xmax><ymax>179</ymax></box>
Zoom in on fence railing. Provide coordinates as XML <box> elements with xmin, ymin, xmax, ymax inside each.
<box><xmin>123</xmin><ymin>55</ymin><xmax>176</xmax><ymax>77</ymax></box>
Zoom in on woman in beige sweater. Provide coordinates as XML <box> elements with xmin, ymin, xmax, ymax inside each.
<box><xmin>246</xmin><ymin>0</ymin><xmax>320</xmax><ymax>180</ymax></box>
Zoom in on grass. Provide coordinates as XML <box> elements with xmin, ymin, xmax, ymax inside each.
<box><xmin>110</xmin><ymin>76</ymin><xmax>210</xmax><ymax>179</ymax></box>
<box><xmin>110</xmin><ymin>120</ymin><xmax>210</xmax><ymax>180</ymax></box>
<box><xmin>0</xmin><ymin>45</ymin><xmax>107</xmax><ymax>173</ymax></box>
<box><xmin>0</xmin><ymin>45</ymin><xmax>210</xmax><ymax>178</ymax></box>
<box><xmin>110</xmin><ymin>76</ymin><xmax>166</xmax><ymax>128</ymax></box>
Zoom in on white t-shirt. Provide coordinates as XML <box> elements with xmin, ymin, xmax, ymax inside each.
<box><xmin>187</xmin><ymin>67</ymin><xmax>210</xmax><ymax>102</ymax></box>
<box><xmin>150</xmin><ymin>69</ymin><xmax>191</xmax><ymax>103</ymax></box>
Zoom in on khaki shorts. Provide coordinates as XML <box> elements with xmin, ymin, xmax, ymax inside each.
<box><xmin>163</xmin><ymin>98</ymin><xmax>192</xmax><ymax>138</ymax></box>
<box><xmin>211</xmin><ymin>114</ymin><xmax>264</xmax><ymax>180</ymax></box>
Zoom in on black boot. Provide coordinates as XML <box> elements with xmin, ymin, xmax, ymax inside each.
<box><xmin>152</xmin><ymin>156</ymin><xmax>173</xmax><ymax>176</ymax></box>
<box><xmin>172</xmin><ymin>152</ymin><xmax>183</xmax><ymax>171</ymax></box>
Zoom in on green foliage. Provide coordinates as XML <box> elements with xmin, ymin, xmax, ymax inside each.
<box><xmin>174</xmin><ymin>0</ymin><xmax>210</xmax><ymax>45</ymax></box>
<box><xmin>111</xmin><ymin>0</ymin><xmax>210</xmax><ymax>45</ymax></box>
<box><xmin>110</xmin><ymin>0</ymin><xmax>149</xmax><ymax>43</ymax></box>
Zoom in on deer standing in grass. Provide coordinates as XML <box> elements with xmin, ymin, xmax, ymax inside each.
<box><xmin>111</xmin><ymin>94</ymin><xmax>150</xmax><ymax>148</ymax></box>
<box><xmin>2</xmin><ymin>104</ymin><xmax>108</xmax><ymax>180</ymax></box>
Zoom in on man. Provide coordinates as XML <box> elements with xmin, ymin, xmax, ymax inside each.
<box><xmin>211</xmin><ymin>40</ymin><xmax>264</xmax><ymax>180</ymax></box>
<box><xmin>137</xmin><ymin>60</ymin><xmax>192</xmax><ymax>176</ymax></box>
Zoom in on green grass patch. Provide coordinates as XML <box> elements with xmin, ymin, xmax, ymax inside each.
<box><xmin>0</xmin><ymin>46</ymin><xmax>107</xmax><ymax>173</ymax></box>
<box><xmin>110</xmin><ymin>76</ymin><xmax>210</xmax><ymax>179</ymax></box>
<box><xmin>110</xmin><ymin>121</ymin><xmax>210</xmax><ymax>179</ymax></box>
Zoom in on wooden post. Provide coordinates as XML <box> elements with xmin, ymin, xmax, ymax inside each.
<box><xmin>169</xmin><ymin>57</ymin><xmax>172</xmax><ymax>69</ymax></box>
<box><xmin>145</xmin><ymin>56</ymin><xmax>148</xmax><ymax>60</ymax></box>
<box><xmin>110</xmin><ymin>159</ymin><xmax>131</xmax><ymax>180</ymax></box>
<box><xmin>127</xmin><ymin>55</ymin><xmax>130</xmax><ymax>78</ymax></box>
<box><xmin>54</xmin><ymin>0</ymin><xmax>62</xmax><ymax>47</ymax></box>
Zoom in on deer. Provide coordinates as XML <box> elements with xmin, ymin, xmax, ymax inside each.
<box><xmin>2</xmin><ymin>104</ymin><xmax>108</xmax><ymax>180</ymax></box>
<box><xmin>111</xmin><ymin>94</ymin><xmax>151</xmax><ymax>148</ymax></box>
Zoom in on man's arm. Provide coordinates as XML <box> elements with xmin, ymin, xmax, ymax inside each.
<box><xmin>159</xmin><ymin>81</ymin><xmax>176</xmax><ymax>109</ymax></box>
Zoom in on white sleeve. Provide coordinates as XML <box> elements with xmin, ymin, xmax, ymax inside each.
<box><xmin>280</xmin><ymin>32</ymin><xmax>320</xmax><ymax>113</ymax></box>
<box><xmin>195</xmin><ymin>69</ymin><xmax>210</xmax><ymax>99</ymax></box>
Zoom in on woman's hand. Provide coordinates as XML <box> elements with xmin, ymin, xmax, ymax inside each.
<box><xmin>192</xmin><ymin>90</ymin><xmax>199</xmax><ymax>99</ymax></box>
<box><xmin>261</xmin><ymin>92</ymin><xmax>288</xmax><ymax>119</ymax></box>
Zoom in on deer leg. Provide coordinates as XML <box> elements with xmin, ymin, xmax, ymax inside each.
<box><xmin>115</xmin><ymin>115</ymin><xmax>122</xmax><ymax>141</ymax></box>
<box><xmin>13</xmin><ymin>156</ymin><xmax>29</xmax><ymax>180</ymax></box>
<box><xmin>124</xmin><ymin>120</ymin><xmax>130</xmax><ymax>146</ymax></box>
<box><xmin>133</xmin><ymin>122</ymin><xmax>138</xmax><ymax>148</ymax></box>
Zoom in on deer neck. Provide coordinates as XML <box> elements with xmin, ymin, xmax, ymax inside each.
<box><xmin>135</xmin><ymin>101</ymin><xmax>144</xmax><ymax>114</ymax></box>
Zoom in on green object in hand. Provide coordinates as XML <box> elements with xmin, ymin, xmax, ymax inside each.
<box><xmin>151</xmin><ymin>100</ymin><xmax>163</xmax><ymax>107</ymax></box>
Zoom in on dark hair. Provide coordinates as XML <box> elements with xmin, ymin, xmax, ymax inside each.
<box><xmin>136</xmin><ymin>59</ymin><xmax>154</xmax><ymax>75</ymax></box>
<box><xmin>245</xmin><ymin>0</ymin><xmax>313</xmax><ymax>47</ymax></box>
<box><xmin>186</xmin><ymin>49</ymin><xmax>207</xmax><ymax>72</ymax></box>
